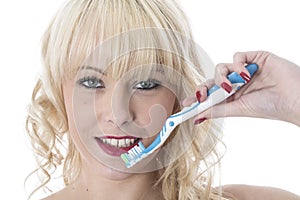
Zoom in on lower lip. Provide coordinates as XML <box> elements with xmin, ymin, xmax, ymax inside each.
<box><xmin>95</xmin><ymin>138</ymin><xmax>140</xmax><ymax>157</ymax></box>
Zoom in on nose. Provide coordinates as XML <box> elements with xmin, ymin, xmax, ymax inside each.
<box><xmin>96</xmin><ymin>82</ymin><xmax>134</xmax><ymax>128</ymax></box>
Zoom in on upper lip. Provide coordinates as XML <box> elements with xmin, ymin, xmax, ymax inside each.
<box><xmin>95</xmin><ymin>135</ymin><xmax>141</xmax><ymax>150</ymax></box>
<box><xmin>96</xmin><ymin>136</ymin><xmax>140</xmax><ymax>139</ymax></box>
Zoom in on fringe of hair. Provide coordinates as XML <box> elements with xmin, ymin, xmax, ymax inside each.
<box><xmin>25</xmin><ymin>0</ymin><xmax>231</xmax><ymax>199</ymax></box>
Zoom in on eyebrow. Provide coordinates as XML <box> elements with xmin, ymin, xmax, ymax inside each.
<box><xmin>80</xmin><ymin>65</ymin><xmax>107</xmax><ymax>75</ymax></box>
<box><xmin>156</xmin><ymin>66</ymin><xmax>164</xmax><ymax>74</ymax></box>
<box><xmin>80</xmin><ymin>65</ymin><xmax>165</xmax><ymax>76</ymax></box>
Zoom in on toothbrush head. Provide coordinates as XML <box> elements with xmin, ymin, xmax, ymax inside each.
<box><xmin>120</xmin><ymin>63</ymin><xmax>259</xmax><ymax>168</ymax></box>
<box><xmin>120</xmin><ymin>121</ymin><xmax>168</xmax><ymax>168</ymax></box>
<box><xmin>120</xmin><ymin>141</ymin><xmax>146</xmax><ymax>168</ymax></box>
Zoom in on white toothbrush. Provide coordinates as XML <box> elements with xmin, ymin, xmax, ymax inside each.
<box><xmin>121</xmin><ymin>63</ymin><xmax>258</xmax><ymax>168</ymax></box>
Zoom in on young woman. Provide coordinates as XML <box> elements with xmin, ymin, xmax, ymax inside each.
<box><xmin>25</xmin><ymin>0</ymin><xmax>300</xmax><ymax>199</ymax></box>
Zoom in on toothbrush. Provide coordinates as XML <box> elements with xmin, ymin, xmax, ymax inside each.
<box><xmin>121</xmin><ymin>63</ymin><xmax>258</xmax><ymax>168</ymax></box>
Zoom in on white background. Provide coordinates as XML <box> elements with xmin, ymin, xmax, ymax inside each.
<box><xmin>0</xmin><ymin>0</ymin><xmax>299</xmax><ymax>199</ymax></box>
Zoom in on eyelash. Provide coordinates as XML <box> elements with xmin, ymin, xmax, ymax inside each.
<box><xmin>77</xmin><ymin>76</ymin><xmax>104</xmax><ymax>89</ymax></box>
<box><xmin>133</xmin><ymin>79</ymin><xmax>160</xmax><ymax>90</ymax></box>
<box><xmin>77</xmin><ymin>76</ymin><xmax>160</xmax><ymax>91</ymax></box>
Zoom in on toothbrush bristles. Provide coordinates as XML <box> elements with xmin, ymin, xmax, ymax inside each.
<box><xmin>121</xmin><ymin>141</ymin><xmax>146</xmax><ymax>167</ymax></box>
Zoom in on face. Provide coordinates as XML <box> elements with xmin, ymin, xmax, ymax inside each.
<box><xmin>63</xmin><ymin>64</ymin><xmax>177</xmax><ymax>179</ymax></box>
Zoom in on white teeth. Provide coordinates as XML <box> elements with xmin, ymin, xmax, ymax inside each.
<box><xmin>111</xmin><ymin>139</ymin><xmax>118</xmax><ymax>146</ymax></box>
<box><xmin>99</xmin><ymin>138</ymin><xmax>137</xmax><ymax>148</ymax></box>
<box><xmin>119</xmin><ymin>140</ymin><xmax>125</xmax><ymax>147</ymax></box>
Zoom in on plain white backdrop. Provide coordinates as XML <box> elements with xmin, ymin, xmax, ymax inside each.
<box><xmin>0</xmin><ymin>0</ymin><xmax>299</xmax><ymax>199</ymax></box>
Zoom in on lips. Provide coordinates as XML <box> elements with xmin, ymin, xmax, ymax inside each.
<box><xmin>95</xmin><ymin>136</ymin><xmax>141</xmax><ymax>156</ymax></box>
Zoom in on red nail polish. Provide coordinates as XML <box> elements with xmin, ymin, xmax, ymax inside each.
<box><xmin>240</xmin><ymin>72</ymin><xmax>251</xmax><ymax>83</ymax></box>
<box><xmin>196</xmin><ymin>91</ymin><xmax>201</xmax><ymax>102</ymax></box>
<box><xmin>194</xmin><ymin>117</ymin><xmax>207</xmax><ymax>125</ymax></box>
<box><xmin>220</xmin><ymin>82</ymin><xmax>232</xmax><ymax>93</ymax></box>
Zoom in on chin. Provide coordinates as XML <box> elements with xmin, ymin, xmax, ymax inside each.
<box><xmin>100</xmin><ymin>164</ymin><xmax>134</xmax><ymax>180</ymax></box>
<box><xmin>82</xmin><ymin>154</ymin><xmax>136</xmax><ymax>181</ymax></box>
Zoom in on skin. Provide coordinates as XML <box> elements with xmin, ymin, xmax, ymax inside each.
<box><xmin>45</xmin><ymin>68</ymin><xmax>176</xmax><ymax>200</ymax></box>
<box><xmin>221</xmin><ymin>185</ymin><xmax>300</xmax><ymax>200</ymax></box>
<box><xmin>184</xmin><ymin>51</ymin><xmax>300</xmax><ymax>126</ymax></box>
<box><xmin>183</xmin><ymin>51</ymin><xmax>300</xmax><ymax>199</ymax></box>
<box><xmin>44</xmin><ymin>51</ymin><xmax>300</xmax><ymax>199</ymax></box>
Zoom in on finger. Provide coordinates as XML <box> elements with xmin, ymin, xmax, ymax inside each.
<box><xmin>232</xmin><ymin>52</ymin><xmax>255</xmax><ymax>79</ymax></box>
<box><xmin>214</xmin><ymin>63</ymin><xmax>239</xmax><ymax>93</ymax></box>
<box><xmin>182</xmin><ymin>79</ymin><xmax>215</xmax><ymax>107</ymax></box>
<box><xmin>233</xmin><ymin>51</ymin><xmax>262</xmax><ymax>65</ymax></box>
<box><xmin>195</xmin><ymin>79</ymin><xmax>215</xmax><ymax>102</ymax></box>
<box><xmin>233</xmin><ymin>51</ymin><xmax>271</xmax><ymax>77</ymax></box>
<box><xmin>181</xmin><ymin>96</ymin><xmax>196</xmax><ymax>107</ymax></box>
<box><xmin>215</xmin><ymin>61</ymin><xmax>254</xmax><ymax>91</ymax></box>
<box><xmin>214</xmin><ymin>63</ymin><xmax>231</xmax><ymax>86</ymax></box>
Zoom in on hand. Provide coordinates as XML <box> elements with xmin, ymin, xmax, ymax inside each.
<box><xmin>182</xmin><ymin>51</ymin><xmax>300</xmax><ymax>126</ymax></box>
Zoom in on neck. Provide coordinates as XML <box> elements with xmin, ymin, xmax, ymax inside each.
<box><xmin>68</xmin><ymin>161</ymin><xmax>163</xmax><ymax>200</ymax></box>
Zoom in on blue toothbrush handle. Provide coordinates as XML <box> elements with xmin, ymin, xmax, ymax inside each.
<box><xmin>208</xmin><ymin>63</ymin><xmax>258</xmax><ymax>95</ymax></box>
<box><xmin>170</xmin><ymin>63</ymin><xmax>258</xmax><ymax>122</ymax></box>
<box><xmin>120</xmin><ymin>64</ymin><xmax>259</xmax><ymax>168</ymax></box>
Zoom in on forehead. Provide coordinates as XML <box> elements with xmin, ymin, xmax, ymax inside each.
<box><xmin>79</xmin><ymin>64</ymin><xmax>165</xmax><ymax>76</ymax></box>
<box><xmin>76</xmin><ymin>28</ymin><xmax>186</xmax><ymax>67</ymax></box>
<box><xmin>76</xmin><ymin>44</ymin><xmax>181</xmax><ymax>80</ymax></box>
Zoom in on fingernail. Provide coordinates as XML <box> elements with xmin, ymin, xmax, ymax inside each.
<box><xmin>196</xmin><ymin>91</ymin><xmax>201</xmax><ymax>102</ymax></box>
<box><xmin>220</xmin><ymin>82</ymin><xmax>232</xmax><ymax>93</ymax></box>
<box><xmin>194</xmin><ymin>117</ymin><xmax>207</xmax><ymax>125</ymax></box>
<box><xmin>240</xmin><ymin>72</ymin><xmax>251</xmax><ymax>83</ymax></box>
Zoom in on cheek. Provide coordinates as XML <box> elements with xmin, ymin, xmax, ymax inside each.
<box><xmin>156</xmin><ymin>90</ymin><xmax>177</xmax><ymax>115</ymax></box>
<box><xmin>63</xmin><ymin>83</ymin><xmax>75</xmax><ymax>128</ymax></box>
<box><xmin>132</xmin><ymin>91</ymin><xmax>176</xmax><ymax>127</ymax></box>
<box><xmin>135</xmin><ymin>92</ymin><xmax>176</xmax><ymax>147</ymax></box>
<box><xmin>63</xmin><ymin>84</ymin><xmax>98</xmax><ymax>162</ymax></box>
<box><xmin>63</xmin><ymin>84</ymin><xmax>80</xmax><ymax>142</ymax></box>
<box><xmin>63</xmin><ymin>81</ymin><xmax>95</xmax><ymax>144</ymax></box>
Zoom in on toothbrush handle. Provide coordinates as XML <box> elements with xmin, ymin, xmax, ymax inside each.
<box><xmin>172</xmin><ymin>63</ymin><xmax>258</xmax><ymax>122</ymax></box>
<box><xmin>143</xmin><ymin>64</ymin><xmax>258</xmax><ymax>154</ymax></box>
<box><xmin>208</xmin><ymin>63</ymin><xmax>258</xmax><ymax>95</ymax></box>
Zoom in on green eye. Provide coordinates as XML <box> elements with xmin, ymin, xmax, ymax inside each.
<box><xmin>78</xmin><ymin>76</ymin><xmax>104</xmax><ymax>89</ymax></box>
<box><xmin>134</xmin><ymin>80</ymin><xmax>160</xmax><ymax>90</ymax></box>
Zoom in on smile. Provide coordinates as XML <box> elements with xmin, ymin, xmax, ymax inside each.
<box><xmin>98</xmin><ymin>137</ymin><xmax>139</xmax><ymax>148</ymax></box>
<box><xmin>94</xmin><ymin>136</ymin><xmax>141</xmax><ymax>156</ymax></box>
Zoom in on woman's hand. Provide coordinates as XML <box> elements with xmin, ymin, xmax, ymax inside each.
<box><xmin>182</xmin><ymin>51</ymin><xmax>300</xmax><ymax>126</ymax></box>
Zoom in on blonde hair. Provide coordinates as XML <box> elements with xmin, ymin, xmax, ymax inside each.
<box><xmin>26</xmin><ymin>0</ymin><xmax>228</xmax><ymax>199</ymax></box>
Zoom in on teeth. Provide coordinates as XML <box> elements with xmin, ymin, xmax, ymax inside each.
<box><xmin>119</xmin><ymin>140</ymin><xmax>125</xmax><ymax>147</ymax></box>
<box><xmin>99</xmin><ymin>138</ymin><xmax>137</xmax><ymax>148</ymax></box>
<box><xmin>111</xmin><ymin>139</ymin><xmax>118</xmax><ymax>146</ymax></box>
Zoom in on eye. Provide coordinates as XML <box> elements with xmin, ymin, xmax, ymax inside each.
<box><xmin>78</xmin><ymin>76</ymin><xmax>104</xmax><ymax>89</ymax></box>
<box><xmin>133</xmin><ymin>79</ymin><xmax>160</xmax><ymax>90</ymax></box>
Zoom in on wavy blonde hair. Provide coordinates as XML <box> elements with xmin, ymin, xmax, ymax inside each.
<box><xmin>26</xmin><ymin>0</ymin><xmax>229</xmax><ymax>199</ymax></box>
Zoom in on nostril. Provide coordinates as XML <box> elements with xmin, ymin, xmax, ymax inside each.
<box><xmin>113</xmin><ymin>110</ymin><xmax>134</xmax><ymax>126</ymax></box>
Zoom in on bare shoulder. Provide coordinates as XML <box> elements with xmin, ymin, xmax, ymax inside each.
<box><xmin>40</xmin><ymin>187</ymin><xmax>70</xmax><ymax>200</ymax></box>
<box><xmin>221</xmin><ymin>184</ymin><xmax>300</xmax><ymax>200</ymax></box>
